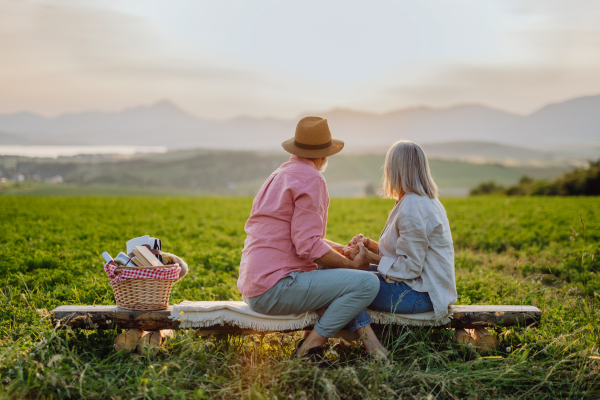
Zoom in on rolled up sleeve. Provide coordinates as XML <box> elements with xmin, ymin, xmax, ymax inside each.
<box><xmin>290</xmin><ymin>177</ymin><xmax>331</xmax><ymax>261</ymax></box>
<box><xmin>377</xmin><ymin>215</ymin><xmax>429</xmax><ymax>281</ymax></box>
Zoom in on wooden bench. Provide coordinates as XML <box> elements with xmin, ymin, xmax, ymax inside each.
<box><xmin>51</xmin><ymin>304</ymin><xmax>542</xmax><ymax>332</ymax></box>
<box><xmin>51</xmin><ymin>304</ymin><xmax>541</xmax><ymax>354</ymax></box>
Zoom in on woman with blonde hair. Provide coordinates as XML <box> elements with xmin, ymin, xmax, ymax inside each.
<box><xmin>344</xmin><ymin>140</ymin><xmax>457</xmax><ymax>319</ymax></box>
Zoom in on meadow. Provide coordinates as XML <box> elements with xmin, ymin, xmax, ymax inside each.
<box><xmin>1</xmin><ymin>196</ymin><xmax>599</xmax><ymax>399</ymax></box>
<box><xmin>1</xmin><ymin>151</ymin><xmax>571</xmax><ymax>198</ymax></box>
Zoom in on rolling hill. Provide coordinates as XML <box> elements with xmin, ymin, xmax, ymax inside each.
<box><xmin>0</xmin><ymin>150</ymin><xmax>573</xmax><ymax>197</ymax></box>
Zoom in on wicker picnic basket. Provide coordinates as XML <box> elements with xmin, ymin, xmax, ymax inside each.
<box><xmin>112</xmin><ymin>266</ymin><xmax>179</xmax><ymax>311</ymax></box>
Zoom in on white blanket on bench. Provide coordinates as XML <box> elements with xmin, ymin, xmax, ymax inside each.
<box><xmin>171</xmin><ymin>301</ymin><xmax>452</xmax><ymax>331</ymax></box>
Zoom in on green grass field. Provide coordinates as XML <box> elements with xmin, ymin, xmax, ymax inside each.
<box><xmin>1</xmin><ymin>197</ymin><xmax>599</xmax><ymax>399</ymax></box>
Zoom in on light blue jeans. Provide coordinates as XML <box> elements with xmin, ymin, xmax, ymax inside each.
<box><xmin>243</xmin><ymin>269</ymin><xmax>379</xmax><ymax>338</ymax></box>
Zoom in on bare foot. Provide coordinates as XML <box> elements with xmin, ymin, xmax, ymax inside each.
<box><xmin>356</xmin><ymin>325</ymin><xmax>389</xmax><ymax>360</ymax></box>
<box><xmin>296</xmin><ymin>330</ymin><xmax>328</xmax><ymax>357</ymax></box>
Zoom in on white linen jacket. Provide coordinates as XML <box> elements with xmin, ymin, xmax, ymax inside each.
<box><xmin>377</xmin><ymin>193</ymin><xmax>457</xmax><ymax>318</ymax></box>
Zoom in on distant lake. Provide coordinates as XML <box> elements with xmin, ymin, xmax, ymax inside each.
<box><xmin>0</xmin><ymin>145</ymin><xmax>168</xmax><ymax>158</ymax></box>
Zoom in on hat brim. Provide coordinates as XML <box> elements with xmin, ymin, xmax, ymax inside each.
<box><xmin>281</xmin><ymin>138</ymin><xmax>344</xmax><ymax>158</ymax></box>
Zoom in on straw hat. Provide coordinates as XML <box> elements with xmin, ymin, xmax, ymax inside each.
<box><xmin>282</xmin><ymin>116</ymin><xmax>344</xmax><ymax>158</ymax></box>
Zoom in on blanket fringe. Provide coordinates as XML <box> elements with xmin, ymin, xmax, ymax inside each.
<box><xmin>175</xmin><ymin>309</ymin><xmax>451</xmax><ymax>331</ymax></box>
<box><xmin>177</xmin><ymin>311</ymin><xmax>320</xmax><ymax>331</ymax></box>
<box><xmin>366</xmin><ymin>310</ymin><xmax>452</xmax><ymax>327</ymax></box>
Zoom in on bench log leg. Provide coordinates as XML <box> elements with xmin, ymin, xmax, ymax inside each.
<box><xmin>470</xmin><ymin>327</ymin><xmax>498</xmax><ymax>355</ymax></box>
<box><xmin>114</xmin><ymin>329</ymin><xmax>144</xmax><ymax>352</ymax></box>
<box><xmin>454</xmin><ymin>328</ymin><xmax>476</xmax><ymax>351</ymax></box>
<box><xmin>137</xmin><ymin>330</ymin><xmax>174</xmax><ymax>355</ymax></box>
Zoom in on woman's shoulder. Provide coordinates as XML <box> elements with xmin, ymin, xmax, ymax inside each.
<box><xmin>400</xmin><ymin>193</ymin><xmax>435</xmax><ymax>209</ymax></box>
<box><xmin>398</xmin><ymin>194</ymin><xmax>445</xmax><ymax>219</ymax></box>
<box><xmin>397</xmin><ymin>195</ymin><xmax>450</xmax><ymax>234</ymax></box>
<box><xmin>394</xmin><ymin>194</ymin><xmax>426</xmax><ymax>222</ymax></box>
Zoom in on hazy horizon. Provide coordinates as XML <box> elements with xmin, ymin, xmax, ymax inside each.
<box><xmin>4</xmin><ymin>94</ymin><xmax>598</xmax><ymax>122</ymax></box>
<box><xmin>2</xmin><ymin>0</ymin><xmax>600</xmax><ymax>120</ymax></box>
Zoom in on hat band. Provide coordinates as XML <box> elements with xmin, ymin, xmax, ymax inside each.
<box><xmin>293</xmin><ymin>140</ymin><xmax>332</xmax><ymax>150</ymax></box>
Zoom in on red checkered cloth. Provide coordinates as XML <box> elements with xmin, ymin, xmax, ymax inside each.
<box><xmin>104</xmin><ymin>262</ymin><xmax>181</xmax><ymax>285</ymax></box>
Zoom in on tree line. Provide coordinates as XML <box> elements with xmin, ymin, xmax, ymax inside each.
<box><xmin>470</xmin><ymin>159</ymin><xmax>600</xmax><ymax>196</ymax></box>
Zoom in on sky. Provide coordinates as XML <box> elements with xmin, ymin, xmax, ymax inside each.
<box><xmin>1</xmin><ymin>0</ymin><xmax>599</xmax><ymax>119</ymax></box>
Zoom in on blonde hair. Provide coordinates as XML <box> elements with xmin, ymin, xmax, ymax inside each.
<box><xmin>383</xmin><ymin>140</ymin><xmax>438</xmax><ymax>200</ymax></box>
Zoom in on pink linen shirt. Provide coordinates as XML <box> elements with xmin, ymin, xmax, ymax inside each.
<box><xmin>237</xmin><ymin>155</ymin><xmax>332</xmax><ymax>298</ymax></box>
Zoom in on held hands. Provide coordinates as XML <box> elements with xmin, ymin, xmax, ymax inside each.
<box><xmin>342</xmin><ymin>244</ymin><xmax>360</xmax><ymax>260</ymax></box>
<box><xmin>344</xmin><ymin>233</ymin><xmax>377</xmax><ymax>257</ymax></box>
<box><xmin>347</xmin><ymin>233</ymin><xmax>364</xmax><ymax>247</ymax></box>
<box><xmin>348</xmin><ymin>242</ymin><xmax>369</xmax><ymax>270</ymax></box>
<box><xmin>342</xmin><ymin>233</ymin><xmax>364</xmax><ymax>259</ymax></box>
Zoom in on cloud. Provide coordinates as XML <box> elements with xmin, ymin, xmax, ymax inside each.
<box><xmin>88</xmin><ymin>63</ymin><xmax>261</xmax><ymax>84</ymax></box>
<box><xmin>0</xmin><ymin>2</ymin><xmax>262</xmax><ymax>81</ymax></box>
<box><xmin>0</xmin><ymin>0</ymin><xmax>273</xmax><ymax>116</ymax></box>
<box><xmin>505</xmin><ymin>0</ymin><xmax>600</xmax><ymax>65</ymax></box>
<box><xmin>376</xmin><ymin>0</ymin><xmax>600</xmax><ymax>114</ymax></box>
<box><xmin>0</xmin><ymin>2</ymin><xmax>156</xmax><ymax>70</ymax></box>
<box><xmin>1</xmin><ymin>0</ymin><xmax>600</xmax><ymax>118</ymax></box>
<box><xmin>385</xmin><ymin>65</ymin><xmax>600</xmax><ymax>114</ymax></box>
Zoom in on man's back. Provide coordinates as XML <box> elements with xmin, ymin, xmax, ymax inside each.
<box><xmin>237</xmin><ymin>155</ymin><xmax>331</xmax><ymax>298</ymax></box>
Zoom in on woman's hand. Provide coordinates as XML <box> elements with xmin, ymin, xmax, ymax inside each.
<box><xmin>347</xmin><ymin>234</ymin><xmax>364</xmax><ymax>247</ymax></box>
<box><xmin>360</xmin><ymin>237</ymin><xmax>379</xmax><ymax>254</ymax></box>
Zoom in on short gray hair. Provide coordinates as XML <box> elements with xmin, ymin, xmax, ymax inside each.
<box><xmin>383</xmin><ymin>140</ymin><xmax>438</xmax><ymax>200</ymax></box>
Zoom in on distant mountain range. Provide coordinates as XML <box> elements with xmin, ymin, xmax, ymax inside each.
<box><xmin>0</xmin><ymin>94</ymin><xmax>599</xmax><ymax>150</ymax></box>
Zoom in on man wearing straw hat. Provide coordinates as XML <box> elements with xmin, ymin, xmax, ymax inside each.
<box><xmin>237</xmin><ymin>116</ymin><xmax>387</xmax><ymax>367</ymax></box>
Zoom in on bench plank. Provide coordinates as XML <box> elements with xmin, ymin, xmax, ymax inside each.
<box><xmin>52</xmin><ymin>304</ymin><xmax>542</xmax><ymax>332</ymax></box>
<box><xmin>52</xmin><ymin>305</ymin><xmax>178</xmax><ymax>331</ymax></box>
<box><xmin>450</xmin><ymin>305</ymin><xmax>541</xmax><ymax>329</ymax></box>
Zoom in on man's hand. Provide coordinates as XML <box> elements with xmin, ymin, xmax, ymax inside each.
<box><xmin>342</xmin><ymin>244</ymin><xmax>359</xmax><ymax>260</ymax></box>
<box><xmin>349</xmin><ymin>242</ymin><xmax>369</xmax><ymax>270</ymax></box>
